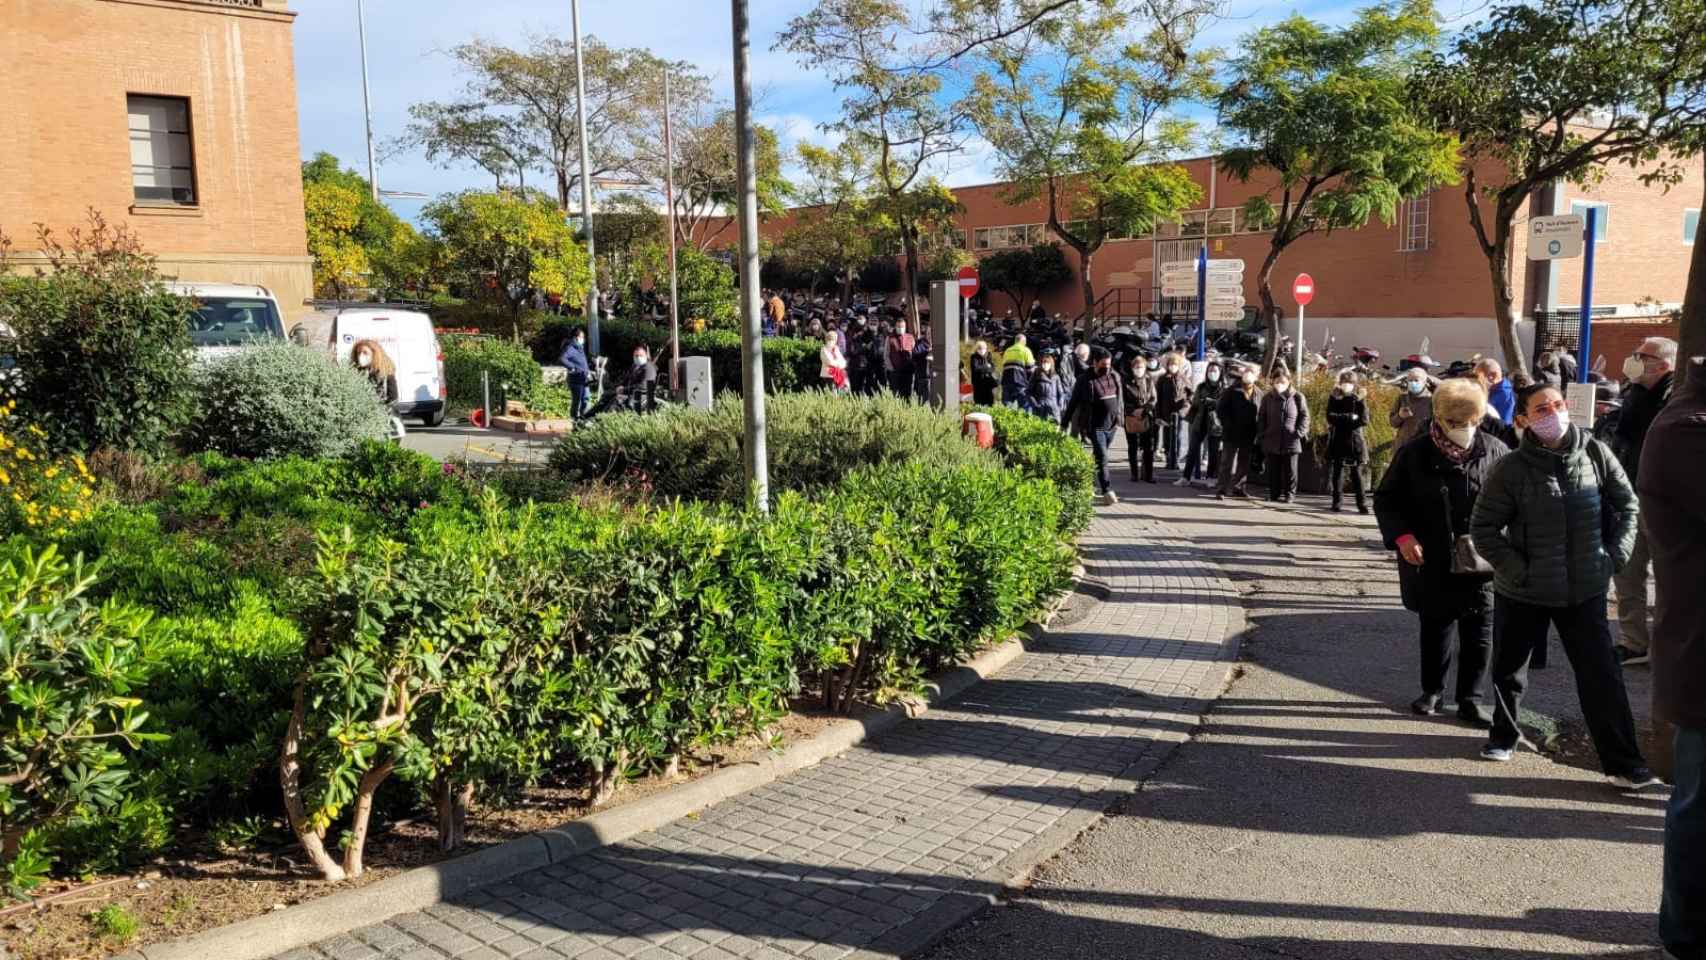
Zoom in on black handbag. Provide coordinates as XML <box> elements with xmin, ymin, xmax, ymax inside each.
<box><xmin>1442</xmin><ymin>483</ymin><xmax>1494</xmax><ymax>577</ymax></box>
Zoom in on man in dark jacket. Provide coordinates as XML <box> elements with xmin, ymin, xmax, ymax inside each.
<box><xmin>1612</xmin><ymin>336</ymin><xmax>1677</xmax><ymax>666</ymax></box>
<box><xmin>1470</xmin><ymin>383</ymin><xmax>1656</xmax><ymax>787</ymax></box>
<box><xmin>1257</xmin><ymin>368</ymin><xmax>1310</xmax><ymax>503</ymax></box>
<box><xmin>559</xmin><ymin>327</ymin><xmax>592</xmax><ymax>420</ymax></box>
<box><xmin>885</xmin><ymin>321</ymin><xmax>917</xmax><ymax>396</ymax></box>
<box><xmin>1215</xmin><ymin>364</ymin><xmax>1261</xmax><ymax>499</ymax></box>
<box><xmin>1064</xmin><ymin>346</ymin><xmax>1123</xmax><ymax>504</ymax></box>
<box><xmin>1638</xmin><ymin>356</ymin><xmax>1706</xmax><ymax>960</ymax></box>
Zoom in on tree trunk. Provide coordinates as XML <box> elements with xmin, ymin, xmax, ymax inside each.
<box><xmin>434</xmin><ymin>773</ymin><xmax>472</xmax><ymax>853</ymax></box>
<box><xmin>556</xmin><ymin>166</ymin><xmax>571</xmax><ymax>212</ymax></box>
<box><xmin>341</xmin><ymin>758</ymin><xmax>395</xmax><ymax>879</ymax></box>
<box><xmin>279</xmin><ymin>681</ymin><xmax>346</xmax><ymax>882</ymax></box>
<box><xmin>1679</xmin><ymin>173</ymin><xmax>1706</xmax><ymax>389</ymax></box>
<box><xmin>1486</xmin><ymin>220</ymin><xmax>1525</xmax><ymax>373</ymax></box>
<box><xmin>1257</xmin><ymin>241</ymin><xmax>1284</xmax><ymax>375</ymax></box>
<box><xmin>840</xmin><ymin>270</ymin><xmax>854</xmax><ymax>308</ymax></box>
<box><xmin>901</xmin><ymin>230</ymin><xmax>922</xmax><ymax>330</ymax></box>
<box><xmin>1075</xmin><ymin>246</ymin><xmax>1096</xmax><ymax>333</ymax></box>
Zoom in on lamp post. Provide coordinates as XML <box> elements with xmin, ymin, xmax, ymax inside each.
<box><xmin>663</xmin><ymin>69</ymin><xmax>682</xmax><ymax>393</ymax></box>
<box><xmin>356</xmin><ymin>0</ymin><xmax>378</xmax><ymax>200</ymax></box>
<box><xmin>730</xmin><ymin>0</ymin><xmax>770</xmax><ymax>511</ymax></box>
<box><xmin>570</xmin><ymin>0</ymin><xmax>601</xmax><ymax>357</ymax></box>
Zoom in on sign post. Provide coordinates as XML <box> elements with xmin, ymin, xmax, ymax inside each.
<box><xmin>1291</xmin><ymin>273</ymin><xmax>1315</xmax><ymax>375</ymax></box>
<box><xmin>1577</xmin><ymin>208</ymin><xmax>1597</xmax><ymax>386</ymax></box>
<box><xmin>1195</xmin><ymin>246</ymin><xmax>1207</xmax><ymax>360</ymax></box>
<box><xmin>957</xmin><ymin>265</ymin><xmax>979</xmax><ymax>343</ymax></box>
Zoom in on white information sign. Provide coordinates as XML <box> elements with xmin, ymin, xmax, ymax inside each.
<box><xmin>1565</xmin><ymin>384</ymin><xmax>1596</xmax><ymax>429</ymax></box>
<box><xmin>1528</xmin><ymin>214</ymin><xmax>1585</xmax><ymax>261</ymax></box>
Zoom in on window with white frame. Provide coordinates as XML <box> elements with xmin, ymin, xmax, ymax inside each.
<box><xmin>1206</xmin><ymin>209</ymin><xmax>1236</xmax><ymax>237</ymax></box>
<box><xmin>1570</xmin><ymin>200</ymin><xmax>1610</xmax><ymax>243</ymax></box>
<box><xmin>1398</xmin><ymin>192</ymin><xmax>1432</xmax><ymax>252</ymax></box>
<box><xmin>128</xmin><ymin>95</ymin><xmax>197</xmax><ymax>205</ymax></box>
<box><xmin>1685</xmin><ymin>208</ymin><xmax>1699</xmax><ymax>245</ymax></box>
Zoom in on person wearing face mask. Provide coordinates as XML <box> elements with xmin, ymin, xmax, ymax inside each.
<box><xmin>969</xmin><ymin>340</ymin><xmax>999</xmax><ymax>406</ymax></box>
<box><xmin>1123</xmin><ymin>355</ymin><xmax>1161</xmax><ymax>483</ymax></box>
<box><xmin>1476</xmin><ymin>358</ymin><xmax>1515</xmax><ymax>424</ymax></box>
<box><xmin>1324</xmin><ymin>370</ymin><xmax>1371</xmax><ymax>514</ymax></box>
<box><xmin>349</xmin><ymin>339</ymin><xmax>398</xmax><ymax>405</ymax></box>
<box><xmin>1156</xmin><ymin>352</ymin><xmax>1193</xmax><ymax>474</ymax></box>
<box><xmin>1374</xmin><ymin>379</ymin><xmax>1509</xmax><ymax>726</ymax></box>
<box><xmin>1469</xmin><ymin>384</ymin><xmax>1657</xmax><ymax>787</ymax></box>
<box><xmin>559</xmin><ymin>327</ymin><xmax>591</xmax><ymax>420</ymax></box>
<box><xmin>1215</xmin><ymin>364</ymin><xmax>1262</xmax><ymax>499</ymax></box>
<box><xmin>1029</xmin><ymin>353</ymin><xmax>1067</xmax><ymax>424</ymax></box>
<box><xmin>1064</xmin><ymin>346</ymin><xmax>1124</xmax><ymax>504</ymax></box>
<box><xmin>615</xmin><ymin>345</ymin><xmax>658</xmax><ymax>413</ymax></box>
<box><xmin>1390</xmin><ymin>369</ymin><xmax>1434</xmax><ymax>451</ymax></box>
<box><xmin>1183</xmin><ymin>361</ymin><xmax>1224</xmax><ymax>488</ymax></box>
<box><xmin>1610</xmin><ymin>336</ymin><xmax>1677</xmax><ymax>666</ymax></box>
<box><xmin>1256</xmin><ymin>369</ymin><xmax>1309</xmax><ymax>503</ymax></box>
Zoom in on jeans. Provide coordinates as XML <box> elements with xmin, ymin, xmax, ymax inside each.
<box><xmin>1419</xmin><ymin>601</ymin><xmax>1491</xmax><ymax>705</ymax></box>
<box><xmin>1264</xmin><ymin>452</ymin><xmax>1298</xmax><ymax>500</ymax></box>
<box><xmin>1217</xmin><ymin>439</ymin><xmax>1252</xmax><ymax>495</ymax></box>
<box><xmin>1089</xmin><ymin>428</ymin><xmax>1114</xmax><ymax>495</ymax></box>
<box><xmin>568</xmin><ymin>377</ymin><xmax>589</xmax><ymax>419</ymax></box>
<box><xmin>1488</xmin><ymin>593</ymin><xmax>1645</xmax><ymax>775</ymax></box>
<box><xmin>1613</xmin><ymin>517</ymin><xmax>1662</xmax><ymax>655</ymax></box>
<box><xmin>1126</xmin><ymin>428</ymin><xmax>1156</xmax><ymax>481</ymax></box>
<box><xmin>1329</xmin><ymin>459</ymin><xmax>1367</xmax><ymax>509</ymax></box>
<box><xmin>1664</xmin><ymin>726</ymin><xmax>1706</xmax><ymax>960</ymax></box>
<box><xmin>1163</xmin><ymin>414</ymin><xmax>1183</xmax><ymax>469</ymax></box>
<box><xmin>1185</xmin><ymin>432</ymin><xmax>1220</xmax><ymax>482</ymax></box>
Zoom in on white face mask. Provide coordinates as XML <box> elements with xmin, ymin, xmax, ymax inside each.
<box><xmin>356</xmin><ymin>353</ymin><xmax>372</xmax><ymax>368</ymax></box>
<box><xmin>1443</xmin><ymin>424</ymin><xmax>1477</xmax><ymax>448</ymax></box>
<box><xmin>1206</xmin><ymin>370</ymin><xmax>1221</xmax><ymax>383</ymax></box>
<box><xmin>1274</xmin><ymin>382</ymin><xmax>1291</xmax><ymax>395</ymax></box>
<box><xmin>1241</xmin><ymin>372</ymin><xmax>1257</xmax><ymax>386</ymax></box>
<box><xmin>634</xmin><ymin>355</ymin><xmax>647</xmax><ymax>366</ymax></box>
<box><xmin>1622</xmin><ymin>355</ymin><xmax>1647</xmax><ymax>381</ymax></box>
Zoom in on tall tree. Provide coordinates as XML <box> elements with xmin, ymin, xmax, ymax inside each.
<box><xmin>422</xmin><ymin>190</ymin><xmax>591</xmax><ymax>338</ymax></box>
<box><xmin>646</xmin><ymin>110</ymin><xmax>789</xmax><ymax>252</ymax></box>
<box><xmin>1415</xmin><ymin>0</ymin><xmax>1706</xmax><ymax>370</ymax></box>
<box><xmin>301</xmin><ymin>154</ymin><xmax>426</xmax><ymax>298</ymax></box>
<box><xmin>777</xmin><ymin>141</ymin><xmax>880</xmax><ymax>304</ymax></box>
<box><xmin>400</xmin><ymin>36</ymin><xmax>675</xmax><ymax>211</ymax></box>
<box><xmin>778</xmin><ymin>0</ymin><xmax>966</xmax><ymax>328</ymax></box>
<box><xmin>1218</xmin><ymin>0</ymin><xmax>1460</xmax><ymax>373</ymax></box>
<box><xmin>980</xmin><ymin>243</ymin><xmax>1076</xmax><ymax>316</ymax></box>
<box><xmin>967</xmin><ymin>0</ymin><xmax>1212</xmax><ymax>325</ymax></box>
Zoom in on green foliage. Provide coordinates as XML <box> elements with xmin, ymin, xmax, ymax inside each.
<box><xmin>978</xmin><ymin>244</ymin><xmax>1076</xmax><ymax>314</ymax></box>
<box><xmin>535</xmin><ymin>316</ymin><xmax>824</xmax><ymax>396</ymax></box>
<box><xmin>0</xmin><ymin>215</ymin><xmax>195</xmax><ymax>456</ymax></box>
<box><xmin>0</xmin><ymin>545</ymin><xmax>160</xmax><ymax>883</ymax></box>
<box><xmin>44</xmin><ymin>795</ymin><xmax>171</xmax><ymax>875</ymax></box>
<box><xmin>185</xmin><ymin>343</ymin><xmax>392</xmax><ymax>460</ymax></box>
<box><xmin>983</xmin><ymin>404</ymin><xmax>1095</xmax><ymax>534</ymax></box>
<box><xmin>4</xmin><ymin>830</ymin><xmax>50</xmax><ymax>897</ymax></box>
<box><xmin>1299</xmin><ymin>373</ymin><xmax>1401</xmax><ymax>486</ymax></box>
<box><xmin>207</xmin><ymin>814</ymin><xmax>274</xmax><ymax>854</ymax></box>
<box><xmin>633</xmin><ymin>242</ymin><xmax>739</xmax><ymax>329</ymax></box>
<box><xmin>302</xmin><ymin>153</ymin><xmax>430</xmax><ymax>299</ymax></box>
<box><xmin>91</xmin><ymin>903</ymin><xmax>140</xmax><ymax>943</ymax></box>
<box><xmin>422</xmin><ymin>190</ymin><xmax>592</xmax><ymax>333</ymax></box>
<box><xmin>441</xmin><ymin>335</ymin><xmax>544</xmax><ymax>409</ymax></box>
<box><xmin>550</xmin><ymin>392</ymin><xmax>999</xmax><ymax>502</ymax></box>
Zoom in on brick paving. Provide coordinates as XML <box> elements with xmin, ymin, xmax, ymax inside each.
<box><xmin>277</xmin><ymin>496</ymin><xmax>1241</xmax><ymax>960</ymax></box>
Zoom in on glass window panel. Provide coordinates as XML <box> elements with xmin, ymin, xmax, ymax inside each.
<box><xmin>1686</xmin><ymin>209</ymin><xmax>1700</xmax><ymax>245</ymax></box>
<box><xmin>1179</xmin><ymin>210</ymin><xmax>1207</xmax><ymax>236</ymax></box>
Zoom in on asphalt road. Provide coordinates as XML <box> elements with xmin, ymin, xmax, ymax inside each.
<box><xmin>923</xmin><ymin>474</ymin><xmax>1670</xmax><ymax>960</ymax></box>
<box><xmin>400</xmin><ymin>421</ymin><xmax>556</xmax><ymax>465</ymax></box>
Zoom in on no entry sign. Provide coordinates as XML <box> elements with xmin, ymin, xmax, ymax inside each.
<box><xmin>1293</xmin><ymin>273</ymin><xmax>1315</xmax><ymax>306</ymax></box>
<box><xmin>957</xmin><ymin>265</ymin><xmax>979</xmax><ymax>298</ymax></box>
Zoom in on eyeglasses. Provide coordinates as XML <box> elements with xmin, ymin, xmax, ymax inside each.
<box><xmin>1633</xmin><ymin>352</ymin><xmax>1662</xmax><ymax>363</ymax></box>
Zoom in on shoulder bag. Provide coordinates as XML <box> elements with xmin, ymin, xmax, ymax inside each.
<box><xmin>1441</xmin><ymin>481</ymin><xmax>1494</xmax><ymax>577</ymax></box>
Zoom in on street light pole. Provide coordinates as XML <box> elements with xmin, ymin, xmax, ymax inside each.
<box><xmin>356</xmin><ymin>0</ymin><xmax>378</xmax><ymax>200</ymax></box>
<box><xmin>730</xmin><ymin>0</ymin><xmax>770</xmax><ymax>511</ymax></box>
<box><xmin>663</xmin><ymin>69</ymin><xmax>682</xmax><ymax>393</ymax></box>
<box><xmin>570</xmin><ymin>0</ymin><xmax>601</xmax><ymax>357</ymax></box>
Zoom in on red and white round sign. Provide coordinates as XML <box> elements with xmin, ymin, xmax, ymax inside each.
<box><xmin>1292</xmin><ymin>273</ymin><xmax>1315</xmax><ymax>306</ymax></box>
<box><xmin>958</xmin><ymin>265</ymin><xmax>979</xmax><ymax>298</ymax></box>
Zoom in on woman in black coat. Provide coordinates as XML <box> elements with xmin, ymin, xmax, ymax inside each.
<box><xmin>1325</xmin><ymin>370</ymin><xmax>1371</xmax><ymax>513</ymax></box>
<box><xmin>1373</xmin><ymin>378</ymin><xmax>1510</xmax><ymax>726</ymax></box>
<box><xmin>969</xmin><ymin>341</ymin><xmax>999</xmax><ymax>406</ymax></box>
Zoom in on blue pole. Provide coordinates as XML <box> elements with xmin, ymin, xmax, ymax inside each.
<box><xmin>1195</xmin><ymin>245</ymin><xmax>1207</xmax><ymax>360</ymax></box>
<box><xmin>1577</xmin><ymin>207</ymin><xmax>1596</xmax><ymax>385</ymax></box>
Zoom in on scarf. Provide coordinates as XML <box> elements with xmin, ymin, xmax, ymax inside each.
<box><xmin>1429</xmin><ymin>419</ymin><xmax>1473</xmax><ymax>465</ymax></box>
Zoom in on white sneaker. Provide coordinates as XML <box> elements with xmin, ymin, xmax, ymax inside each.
<box><xmin>1172</xmin><ymin>478</ymin><xmax>1189</xmax><ymax>487</ymax></box>
<box><xmin>1101</xmin><ymin>491</ymin><xmax>1119</xmax><ymax>505</ymax></box>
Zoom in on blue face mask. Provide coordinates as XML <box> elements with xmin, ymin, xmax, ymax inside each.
<box><xmin>1407</xmin><ymin>380</ymin><xmax>1425</xmax><ymax>395</ymax></box>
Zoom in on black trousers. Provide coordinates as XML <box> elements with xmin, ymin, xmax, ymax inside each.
<box><xmin>1489</xmin><ymin>593</ymin><xmax>1645</xmax><ymax>775</ymax></box>
<box><xmin>1163</xmin><ymin>414</ymin><xmax>1183</xmax><ymax>469</ymax></box>
<box><xmin>1419</xmin><ymin>600</ymin><xmax>1492</xmax><ymax>705</ymax></box>
<box><xmin>1217</xmin><ymin>439</ymin><xmax>1252</xmax><ymax>495</ymax></box>
<box><xmin>1329</xmin><ymin>459</ymin><xmax>1368</xmax><ymax>508</ymax></box>
<box><xmin>1185</xmin><ymin>433</ymin><xmax>1220</xmax><ymax>482</ymax></box>
<box><xmin>1264</xmin><ymin>452</ymin><xmax>1298</xmax><ymax>500</ymax></box>
<box><xmin>1126</xmin><ymin>428</ymin><xmax>1156</xmax><ymax>481</ymax></box>
<box><xmin>889</xmin><ymin>370</ymin><xmax>913</xmax><ymax>395</ymax></box>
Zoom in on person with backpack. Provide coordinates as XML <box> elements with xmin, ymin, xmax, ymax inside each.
<box><xmin>1469</xmin><ymin>383</ymin><xmax>1658</xmax><ymax>789</ymax></box>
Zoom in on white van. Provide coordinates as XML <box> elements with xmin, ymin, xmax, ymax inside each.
<box><xmin>322</xmin><ymin>307</ymin><xmax>447</xmax><ymax>427</ymax></box>
<box><xmin>169</xmin><ymin>283</ymin><xmax>287</xmax><ymax>360</ymax></box>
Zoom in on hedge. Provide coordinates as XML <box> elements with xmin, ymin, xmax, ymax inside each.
<box><xmin>441</xmin><ymin>335</ymin><xmax>544</xmax><ymax>409</ymax></box>
<box><xmin>531</xmin><ymin>317</ymin><xmax>823</xmax><ymax>395</ymax></box>
<box><xmin>1299</xmin><ymin>372</ymin><xmax>1402</xmax><ymax>486</ymax></box>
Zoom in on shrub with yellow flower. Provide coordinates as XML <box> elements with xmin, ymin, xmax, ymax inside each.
<box><xmin>0</xmin><ymin>401</ymin><xmax>96</xmax><ymax>536</ymax></box>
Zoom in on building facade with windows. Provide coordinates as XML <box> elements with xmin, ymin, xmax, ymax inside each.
<box><xmin>746</xmin><ymin>151</ymin><xmax>1700</xmax><ymax>362</ymax></box>
<box><xmin>0</xmin><ymin>0</ymin><xmax>312</xmax><ymax>320</ymax></box>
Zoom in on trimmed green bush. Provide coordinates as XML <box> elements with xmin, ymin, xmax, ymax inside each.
<box><xmin>1301</xmin><ymin>372</ymin><xmax>1401</xmax><ymax>486</ymax></box>
<box><xmin>549</xmin><ymin>391</ymin><xmax>998</xmax><ymax>501</ymax></box>
<box><xmin>982</xmin><ymin>405</ymin><xmax>1096</xmax><ymax>536</ymax></box>
<box><xmin>442</xmin><ymin>335</ymin><xmax>544</xmax><ymax>410</ymax></box>
<box><xmin>185</xmin><ymin>343</ymin><xmax>392</xmax><ymax>460</ymax></box>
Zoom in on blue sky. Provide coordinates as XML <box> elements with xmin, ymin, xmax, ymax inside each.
<box><xmin>290</xmin><ymin>0</ymin><xmax>1492</xmax><ymax>219</ymax></box>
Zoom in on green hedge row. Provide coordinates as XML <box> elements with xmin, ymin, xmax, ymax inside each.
<box><xmin>441</xmin><ymin>336</ymin><xmax>545</xmax><ymax>410</ymax></box>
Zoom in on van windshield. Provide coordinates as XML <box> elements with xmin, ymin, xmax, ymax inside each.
<box><xmin>189</xmin><ymin>297</ymin><xmax>285</xmax><ymax>347</ymax></box>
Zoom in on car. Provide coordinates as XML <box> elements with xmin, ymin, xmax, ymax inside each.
<box><xmin>168</xmin><ymin>282</ymin><xmax>287</xmax><ymax>359</ymax></box>
<box><xmin>320</xmin><ymin>306</ymin><xmax>447</xmax><ymax>427</ymax></box>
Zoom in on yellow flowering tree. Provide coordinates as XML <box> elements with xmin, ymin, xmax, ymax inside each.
<box><xmin>0</xmin><ymin>401</ymin><xmax>95</xmax><ymax>537</ymax></box>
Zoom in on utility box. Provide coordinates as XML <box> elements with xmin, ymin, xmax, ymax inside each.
<box><xmin>677</xmin><ymin>356</ymin><xmax>714</xmax><ymax>410</ymax></box>
<box><xmin>928</xmin><ymin>281</ymin><xmax>962</xmax><ymax>411</ymax></box>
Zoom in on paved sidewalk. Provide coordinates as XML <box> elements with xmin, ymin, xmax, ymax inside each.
<box><xmin>273</xmin><ymin>499</ymin><xmax>1244</xmax><ymax>960</ymax></box>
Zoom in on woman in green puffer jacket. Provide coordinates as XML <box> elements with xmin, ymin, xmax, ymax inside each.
<box><xmin>1469</xmin><ymin>383</ymin><xmax>1657</xmax><ymax>789</ymax></box>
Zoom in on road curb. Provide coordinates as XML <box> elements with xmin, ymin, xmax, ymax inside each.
<box><xmin>118</xmin><ymin>621</ymin><xmax>1046</xmax><ymax>960</ymax></box>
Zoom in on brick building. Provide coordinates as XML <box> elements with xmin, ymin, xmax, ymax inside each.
<box><xmin>741</xmin><ymin>152</ymin><xmax>1699</xmax><ymax>364</ymax></box>
<box><xmin>0</xmin><ymin>0</ymin><xmax>313</xmax><ymax>322</ymax></box>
